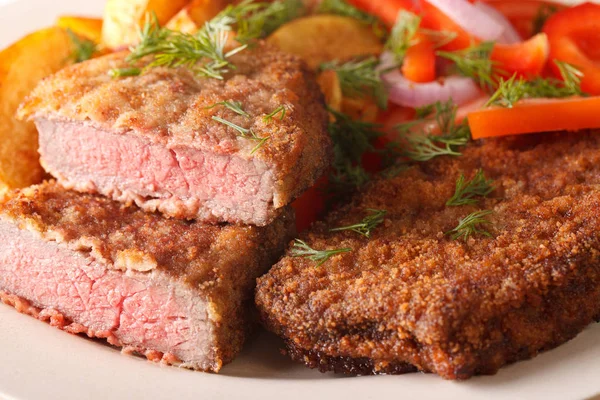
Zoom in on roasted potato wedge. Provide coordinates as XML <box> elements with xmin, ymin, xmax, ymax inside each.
<box><xmin>101</xmin><ymin>0</ymin><xmax>188</xmax><ymax>48</ymax></box>
<box><xmin>0</xmin><ymin>27</ymin><xmax>74</xmax><ymax>196</ymax></box>
<box><xmin>316</xmin><ymin>70</ymin><xmax>342</xmax><ymax>113</ymax></box>
<box><xmin>341</xmin><ymin>97</ymin><xmax>379</xmax><ymax>123</ymax></box>
<box><xmin>166</xmin><ymin>0</ymin><xmax>230</xmax><ymax>34</ymax></box>
<box><xmin>56</xmin><ymin>16</ymin><xmax>103</xmax><ymax>43</ymax></box>
<box><xmin>267</xmin><ymin>15</ymin><xmax>383</xmax><ymax>69</ymax></box>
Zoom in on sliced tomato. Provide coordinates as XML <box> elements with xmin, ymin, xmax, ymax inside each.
<box><xmin>543</xmin><ymin>3</ymin><xmax>600</xmax><ymax>95</ymax></box>
<box><xmin>420</xmin><ymin>0</ymin><xmax>475</xmax><ymax>51</ymax></box>
<box><xmin>468</xmin><ymin>97</ymin><xmax>600</xmax><ymax>139</ymax></box>
<box><xmin>491</xmin><ymin>33</ymin><xmax>549</xmax><ymax>78</ymax></box>
<box><xmin>291</xmin><ymin>175</ymin><xmax>328</xmax><ymax>232</ymax></box>
<box><xmin>346</xmin><ymin>0</ymin><xmax>415</xmax><ymax>27</ymax></box>
<box><xmin>402</xmin><ymin>38</ymin><xmax>437</xmax><ymax>83</ymax></box>
<box><xmin>482</xmin><ymin>0</ymin><xmax>565</xmax><ymax>39</ymax></box>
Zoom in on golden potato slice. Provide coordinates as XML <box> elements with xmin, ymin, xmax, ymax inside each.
<box><xmin>267</xmin><ymin>15</ymin><xmax>383</xmax><ymax>69</ymax></box>
<box><xmin>101</xmin><ymin>0</ymin><xmax>188</xmax><ymax>48</ymax></box>
<box><xmin>56</xmin><ymin>16</ymin><xmax>103</xmax><ymax>43</ymax></box>
<box><xmin>341</xmin><ymin>97</ymin><xmax>379</xmax><ymax>123</ymax></box>
<box><xmin>0</xmin><ymin>27</ymin><xmax>74</xmax><ymax>196</ymax></box>
<box><xmin>316</xmin><ymin>70</ymin><xmax>342</xmax><ymax>114</ymax></box>
<box><xmin>166</xmin><ymin>0</ymin><xmax>230</xmax><ymax>34</ymax></box>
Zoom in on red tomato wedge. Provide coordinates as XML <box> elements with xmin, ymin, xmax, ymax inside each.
<box><xmin>402</xmin><ymin>38</ymin><xmax>437</xmax><ymax>82</ymax></box>
<box><xmin>468</xmin><ymin>97</ymin><xmax>600</xmax><ymax>139</ymax></box>
<box><xmin>543</xmin><ymin>3</ymin><xmax>600</xmax><ymax>95</ymax></box>
<box><xmin>482</xmin><ymin>0</ymin><xmax>566</xmax><ymax>39</ymax></box>
<box><xmin>346</xmin><ymin>0</ymin><xmax>415</xmax><ymax>27</ymax></box>
<box><xmin>491</xmin><ymin>33</ymin><xmax>549</xmax><ymax>78</ymax></box>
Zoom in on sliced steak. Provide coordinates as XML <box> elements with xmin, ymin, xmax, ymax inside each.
<box><xmin>0</xmin><ymin>181</ymin><xmax>294</xmax><ymax>372</ymax></box>
<box><xmin>17</xmin><ymin>44</ymin><xmax>330</xmax><ymax>226</ymax></box>
<box><xmin>256</xmin><ymin>132</ymin><xmax>600</xmax><ymax>380</ymax></box>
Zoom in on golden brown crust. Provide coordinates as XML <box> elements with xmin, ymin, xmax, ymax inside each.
<box><xmin>256</xmin><ymin>132</ymin><xmax>600</xmax><ymax>379</ymax></box>
<box><xmin>0</xmin><ymin>180</ymin><xmax>294</xmax><ymax>292</ymax></box>
<box><xmin>17</xmin><ymin>44</ymin><xmax>331</xmax><ymax>207</ymax></box>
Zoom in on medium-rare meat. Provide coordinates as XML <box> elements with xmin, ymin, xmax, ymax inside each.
<box><xmin>17</xmin><ymin>44</ymin><xmax>330</xmax><ymax>226</ymax></box>
<box><xmin>256</xmin><ymin>132</ymin><xmax>600</xmax><ymax>380</ymax></box>
<box><xmin>0</xmin><ymin>181</ymin><xmax>294</xmax><ymax>372</ymax></box>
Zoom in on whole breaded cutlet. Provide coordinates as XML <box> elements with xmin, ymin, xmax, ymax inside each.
<box><xmin>256</xmin><ymin>131</ymin><xmax>600</xmax><ymax>380</ymax></box>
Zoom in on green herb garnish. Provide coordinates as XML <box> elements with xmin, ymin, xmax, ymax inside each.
<box><xmin>386</xmin><ymin>10</ymin><xmax>421</xmax><ymax>64</ymax></box>
<box><xmin>212</xmin><ymin>116</ymin><xmax>268</xmax><ymax>153</ymax></box>
<box><xmin>447</xmin><ymin>210</ymin><xmax>494</xmax><ymax>241</ymax></box>
<box><xmin>205</xmin><ymin>100</ymin><xmax>250</xmax><ymax>117</ymax></box>
<box><xmin>331</xmin><ymin>209</ymin><xmax>387</xmax><ymax>237</ymax></box>
<box><xmin>290</xmin><ymin>239</ymin><xmax>352</xmax><ymax>266</ymax></box>
<box><xmin>317</xmin><ymin>0</ymin><xmax>384</xmax><ymax>37</ymax></box>
<box><xmin>320</xmin><ymin>56</ymin><xmax>388</xmax><ymax>109</ymax></box>
<box><xmin>446</xmin><ymin>170</ymin><xmax>494</xmax><ymax>206</ymax></box>
<box><xmin>486</xmin><ymin>61</ymin><xmax>584</xmax><ymax>108</ymax></box>
<box><xmin>235</xmin><ymin>0</ymin><xmax>305</xmax><ymax>44</ymax></box>
<box><xmin>263</xmin><ymin>105</ymin><xmax>287</xmax><ymax>122</ymax></box>
<box><xmin>438</xmin><ymin>42</ymin><xmax>499</xmax><ymax>91</ymax></box>
<box><xmin>108</xmin><ymin>67</ymin><xmax>142</xmax><ymax>78</ymax></box>
<box><xmin>66</xmin><ymin>28</ymin><xmax>96</xmax><ymax>63</ymax></box>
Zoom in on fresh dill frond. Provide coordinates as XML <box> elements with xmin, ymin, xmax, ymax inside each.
<box><xmin>555</xmin><ymin>60</ymin><xmax>584</xmax><ymax>94</ymax></box>
<box><xmin>126</xmin><ymin>13</ymin><xmax>246</xmax><ymax>80</ymax></box>
<box><xmin>320</xmin><ymin>57</ymin><xmax>388</xmax><ymax>109</ymax></box>
<box><xmin>420</xmin><ymin>29</ymin><xmax>458</xmax><ymax>49</ymax></box>
<box><xmin>205</xmin><ymin>100</ymin><xmax>250</xmax><ymax>117</ymax></box>
<box><xmin>381</xmin><ymin>163</ymin><xmax>410</xmax><ymax>179</ymax></box>
<box><xmin>290</xmin><ymin>239</ymin><xmax>352</xmax><ymax>266</ymax></box>
<box><xmin>331</xmin><ymin>209</ymin><xmax>387</xmax><ymax>237</ymax></box>
<box><xmin>398</xmin><ymin>100</ymin><xmax>471</xmax><ymax>162</ymax></box>
<box><xmin>66</xmin><ymin>28</ymin><xmax>96</xmax><ymax>63</ymax></box>
<box><xmin>438</xmin><ymin>42</ymin><xmax>499</xmax><ymax>91</ymax></box>
<box><xmin>486</xmin><ymin>62</ymin><xmax>584</xmax><ymax>108</ymax></box>
<box><xmin>235</xmin><ymin>0</ymin><xmax>306</xmax><ymax>44</ymax></box>
<box><xmin>532</xmin><ymin>4</ymin><xmax>558</xmax><ymax>35</ymax></box>
<box><xmin>108</xmin><ymin>67</ymin><xmax>142</xmax><ymax>78</ymax></box>
<box><xmin>212</xmin><ymin>116</ymin><xmax>269</xmax><ymax>153</ymax></box>
<box><xmin>447</xmin><ymin>210</ymin><xmax>494</xmax><ymax>241</ymax></box>
<box><xmin>386</xmin><ymin>10</ymin><xmax>421</xmax><ymax>63</ymax></box>
<box><xmin>446</xmin><ymin>170</ymin><xmax>494</xmax><ymax>206</ymax></box>
<box><xmin>327</xmin><ymin>108</ymin><xmax>383</xmax><ymax>191</ymax></box>
<box><xmin>317</xmin><ymin>0</ymin><xmax>384</xmax><ymax>37</ymax></box>
<box><xmin>263</xmin><ymin>105</ymin><xmax>287</xmax><ymax>122</ymax></box>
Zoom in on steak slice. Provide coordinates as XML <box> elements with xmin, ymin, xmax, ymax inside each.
<box><xmin>256</xmin><ymin>132</ymin><xmax>600</xmax><ymax>380</ymax></box>
<box><xmin>17</xmin><ymin>44</ymin><xmax>330</xmax><ymax>226</ymax></box>
<box><xmin>0</xmin><ymin>181</ymin><xmax>294</xmax><ymax>372</ymax></box>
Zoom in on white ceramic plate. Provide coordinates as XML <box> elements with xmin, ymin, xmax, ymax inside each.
<box><xmin>0</xmin><ymin>1</ymin><xmax>599</xmax><ymax>399</ymax></box>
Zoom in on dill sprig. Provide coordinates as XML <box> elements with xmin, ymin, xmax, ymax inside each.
<box><xmin>108</xmin><ymin>67</ymin><xmax>142</xmax><ymax>78</ymax></box>
<box><xmin>235</xmin><ymin>0</ymin><xmax>305</xmax><ymax>44</ymax></box>
<box><xmin>290</xmin><ymin>239</ymin><xmax>352</xmax><ymax>266</ymax></box>
<box><xmin>328</xmin><ymin>108</ymin><xmax>383</xmax><ymax>190</ymax></box>
<box><xmin>205</xmin><ymin>100</ymin><xmax>250</xmax><ymax>117</ymax></box>
<box><xmin>320</xmin><ymin>57</ymin><xmax>388</xmax><ymax>109</ymax></box>
<box><xmin>398</xmin><ymin>100</ymin><xmax>471</xmax><ymax>162</ymax></box>
<box><xmin>532</xmin><ymin>4</ymin><xmax>558</xmax><ymax>35</ymax></box>
<box><xmin>331</xmin><ymin>209</ymin><xmax>387</xmax><ymax>237</ymax></box>
<box><xmin>317</xmin><ymin>0</ymin><xmax>384</xmax><ymax>37</ymax></box>
<box><xmin>447</xmin><ymin>210</ymin><xmax>494</xmax><ymax>241</ymax></box>
<box><xmin>486</xmin><ymin>61</ymin><xmax>584</xmax><ymax>108</ymax></box>
<box><xmin>438</xmin><ymin>42</ymin><xmax>499</xmax><ymax>91</ymax></box>
<box><xmin>386</xmin><ymin>10</ymin><xmax>421</xmax><ymax>64</ymax></box>
<box><xmin>446</xmin><ymin>170</ymin><xmax>494</xmax><ymax>206</ymax></box>
<box><xmin>263</xmin><ymin>105</ymin><xmax>287</xmax><ymax>122</ymax></box>
<box><xmin>212</xmin><ymin>116</ymin><xmax>268</xmax><ymax>153</ymax></box>
<box><xmin>66</xmin><ymin>28</ymin><xmax>96</xmax><ymax>63</ymax></box>
<box><xmin>126</xmin><ymin>13</ymin><xmax>246</xmax><ymax>80</ymax></box>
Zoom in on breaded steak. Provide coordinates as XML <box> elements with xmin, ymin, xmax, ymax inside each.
<box><xmin>256</xmin><ymin>132</ymin><xmax>600</xmax><ymax>380</ymax></box>
<box><xmin>17</xmin><ymin>43</ymin><xmax>330</xmax><ymax>226</ymax></box>
<box><xmin>0</xmin><ymin>181</ymin><xmax>294</xmax><ymax>372</ymax></box>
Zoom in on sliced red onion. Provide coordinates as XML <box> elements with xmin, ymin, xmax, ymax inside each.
<box><xmin>426</xmin><ymin>0</ymin><xmax>505</xmax><ymax>41</ymax></box>
<box><xmin>379</xmin><ymin>52</ymin><xmax>482</xmax><ymax>108</ymax></box>
<box><xmin>473</xmin><ymin>1</ymin><xmax>522</xmax><ymax>44</ymax></box>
